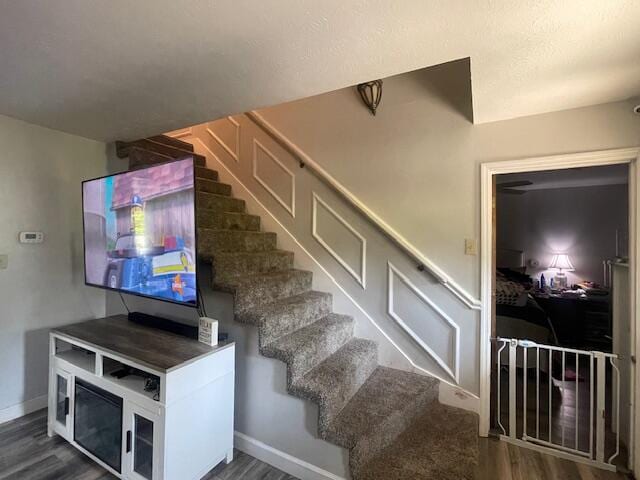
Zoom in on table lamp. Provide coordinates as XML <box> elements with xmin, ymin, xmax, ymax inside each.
<box><xmin>549</xmin><ymin>253</ymin><xmax>574</xmax><ymax>289</ymax></box>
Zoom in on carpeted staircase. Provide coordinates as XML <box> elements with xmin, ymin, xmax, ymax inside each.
<box><xmin>116</xmin><ymin>135</ymin><xmax>479</xmax><ymax>479</ymax></box>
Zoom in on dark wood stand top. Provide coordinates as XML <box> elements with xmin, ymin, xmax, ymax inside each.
<box><xmin>52</xmin><ymin>315</ymin><xmax>232</xmax><ymax>373</ymax></box>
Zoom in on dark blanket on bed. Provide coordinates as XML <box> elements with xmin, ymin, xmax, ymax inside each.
<box><xmin>496</xmin><ymin>296</ymin><xmax>549</xmax><ymax>328</ymax></box>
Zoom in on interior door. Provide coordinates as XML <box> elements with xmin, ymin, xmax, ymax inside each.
<box><xmin>123</xmin><ymin>402</ymin><xmax>161</xmax><ymax>480</ymax></box>
<box><xmin>53</xmin><ymin>368</ymin><xmax>72</xmax><ymax>440</ymax></box>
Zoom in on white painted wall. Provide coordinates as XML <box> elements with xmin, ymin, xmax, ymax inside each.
<box><xmin>496</xmin><ymin>183</ymin><xmax>629</xmax><ymax>286</ymax></box>
<box><xmin>0</xmin><ymin>114</ymin><xmax>108</xmax><ymax>420</ymax></box>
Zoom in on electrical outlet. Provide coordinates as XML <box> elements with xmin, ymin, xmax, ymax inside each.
<box><xmin>465</xmin><ymin>239</ymin><xmax>477</xmax><ymax>256</ymax></box>
<box><xmin>0</xmin><ymin>254</ymin><xmax>8</xmax><ymax>270</ymax></box>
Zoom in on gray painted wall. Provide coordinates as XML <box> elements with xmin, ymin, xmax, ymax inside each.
<box><xmin>496</xmin><ymin>183</ymin><xmax>629</xmax><ymax>286</ymax></box>
<box><xmin>256</xmin><ymin>61</ymin><xmax>640</xmax><ymax>297</ymax></box>
<box><xmin>0</xmin><ymin>114</ymin><xmax>108</xmax><ymax>414</ymax></box>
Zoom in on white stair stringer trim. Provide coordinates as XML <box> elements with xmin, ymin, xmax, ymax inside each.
<box><xmin>234</xmin><ymin>431</ymin><xmax>346</xmax><ymax>480</ymax></box>
<box><xmin>246</xmin><ymin>110</ymin><xmax>481</xmax><ymax>310</ymax></box>
<box><xmin>186</xmin><ymin>136</ymin><xmax>479</xmax><ymax>402</ymax></box>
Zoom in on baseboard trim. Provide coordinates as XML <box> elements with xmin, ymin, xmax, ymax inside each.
<box><xmin>0</xmin><ymin>395</ymin><xmax>47</xmax><ymax>425</ymax></box>
<box><xmin>234</xmin><ymin>431</ymin><xmax>347</xmax><ymax>480</ymax></box>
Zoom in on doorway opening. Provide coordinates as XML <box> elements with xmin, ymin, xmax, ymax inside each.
<box><xmin>480</xmin><ymin>149</ymin><xmax>640</xmax><ymax>474</ymax></box>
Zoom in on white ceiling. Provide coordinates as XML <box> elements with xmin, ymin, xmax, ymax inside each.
<box><xmin>498</xmin><ymin>164</ymin><xmax>629</xmax><ymax>191</ymax></box>
<box><xmin>0</xmin><ymin>1</ymin><xmax>639</xmax><ymax>141</ymax></box>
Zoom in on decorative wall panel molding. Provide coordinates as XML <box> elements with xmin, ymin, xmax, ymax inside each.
<box><xmin>312</xmin><ymin>193</ymin><xmax>366</xmax><ymax>289</ymax></box>
<box><xmin>253</xmin><ymin>139</ymin><xmax>296</xmax><ymax>217</ymax></box>
<box><xmin>207</xmin><ymin>116</ymin><xmax>240</xmax><ymax>162</ymax></box>
<box><xmin>387</xmin><ymin>262</ymin><xmax>460</xmax><ymax>383</ymax></box>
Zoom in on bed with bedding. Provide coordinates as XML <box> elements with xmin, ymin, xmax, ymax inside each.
<box><xmin>495</xmin><ymin>249</ymin><xmax>557</xmax><ymax>369</ymax></box>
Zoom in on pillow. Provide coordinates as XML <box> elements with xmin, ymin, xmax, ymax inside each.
<box><xmin>496</xmin><ymin>277</ymin><xmax>528</xmax><ymax>306</ymax></box>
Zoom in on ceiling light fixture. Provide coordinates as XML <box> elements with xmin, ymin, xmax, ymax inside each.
<box><xmin>357</xmin><ymin>80</ymin><xmax>383</xmax><ymax>116</ymax></box>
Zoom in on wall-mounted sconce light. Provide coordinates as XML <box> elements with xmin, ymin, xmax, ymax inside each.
<box><xmin>357</xmin><ymin>80</ymin><xmax>383</xmax><ymax>116</ymax></box>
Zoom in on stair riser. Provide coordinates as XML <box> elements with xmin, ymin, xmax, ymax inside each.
<box><xmin>223</xmin><ymin>271</ymin><xmax>313</xmax><ymax>313</ymax></box>
<box><xmin>213</xmin><ymin>252</ymin><xmax>294</xmax><ymax>281</ymax></box>
<box><xmin>197</xmin><ymin>211</ymin><xmax>260</xmax><ymax>231</ymax></box>
<box><xmin>128</xmin><ymin>147</ymin><xmax>173</xmax><ymax>170</ymax></box>
<box><xmin>196</xmin><ymin>179</ymin><xmax>232</xmax><ymax>196</ymax></box>
<box><xmin>263</xmin><ymin>317</ymin><xmax>355</xmax><ymax>384</ymax></box>
<box><xmin>118</xmin><ymin>139</ymin><xmax>206</xmax><ymax>165</ymax></box>
<box><xmin>197</xmin><ymin>193</ymin><xmax>245</xmax><ymax>212</ymax></box>
<box><xmin>257</xmin><ymin>294</ymin><xmax>332</xmax><ymax>346</ymax></box>
<box><xmin>349</xmin><ymin>396</ymin><xmax>439</xmax><ymax>476</ymax></box>
<box><xmin>290</xmin><ymin>341</ymin><xmax>378</xmax><ymax>435</ymax></box>
<box><xmin>195</xmin><ymin>166</ymin><xmax>219</xmax><ymax>181</ymax></box>
<box><xmin>199</xmin><ymin>230</ymin><xmax>277</xmax><ymax>255</ymax></box>
<box><xmin>147</xmin><ymin>135</ymin><xmax>194</xmax><ymax>152</ymax></box>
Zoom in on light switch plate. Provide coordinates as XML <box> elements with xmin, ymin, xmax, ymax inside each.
<box><xmin>465</xmin><ymin>239</ymin><xmax>477</xmax><ymax>256</ymax></box>
<box><xmin>0</xmin><ymin>254</ymin><xmax>8</xmax><ymax>270</ymax></box>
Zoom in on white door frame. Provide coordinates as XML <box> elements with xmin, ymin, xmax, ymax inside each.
<box><xmin>479</xmin><ymin>147</ymin><xmax>640</xmax><ymax>468</ymax></box>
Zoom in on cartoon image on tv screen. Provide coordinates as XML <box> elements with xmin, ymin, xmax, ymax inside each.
<box><xmin>83</xmin><ymin>158</ymin><xmax>196</xmax><ymax>305</ymax></box>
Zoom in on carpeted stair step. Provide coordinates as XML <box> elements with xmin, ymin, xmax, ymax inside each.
<box><xmin>262</xmin><ymin>314</ymin><xmax>355</xmax><ymax>385</ymax></box>
<box><xmin>198</xmin><ymin>229</ymin><xmax>277</xmax><ymax>256</ymax></box>
<box><xmin>196</xmin><ymin>178</ymin><xmax>232</xmax><ymax>196</ymax></box>
<box><xmin>235</xmin><ymin>290</ymin><xmax>332</xmax><ymax>346</ymax></box>
<box><xmin>197</xmin><ymin>192</ymin><xmax>245</xmax><ymax>213</ymax></box>
<box><xmin>195</xmin><ymin>166</ymin><xmax>219</xmax><ymax>181</ymax></box>
<box><xmin>148</xmin><ymin>135</ymin><xmax>194</xmax><ymax>152</ymax></box>
<box><xmin>290</xmin><ymin>338</ymin><xmax>378</xmax><ymax>435</ymax></box>
<box><xmin>355</xmin><ymin>403</ymin><xmax>479</xmax><ymax>480</ymax></box>
<box><xmin>214</xmin><ymin>269</ymin><xmax>313</xmax><ymax>313</ymax></box>
<box><xmin>117</xmin><ymin>138</ymin><xmax>206</xmax><ymax>166</ymax></box>
<box><xmin>197</xmin><ymin>210</ymin><xmax>260</xmax><ymax>231</ymax></box>
<box><xmin>212</xmin><ymin>250</ymin><xmax>294</xmax><ymax>281</ymax></box>
<box><xmin>128</xmin><ymin>146</ymin><xmax>173</xmax><ymax>169</ymax></box>
<box><xmin>324</xmin><ymin>367</ymin><xmax>439</xmax><ymax>476</ymax></box>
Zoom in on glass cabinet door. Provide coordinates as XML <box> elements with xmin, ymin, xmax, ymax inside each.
<box><xmin>133</xmin><ymin>413</ymin><xmax>154</xmax><ymax>479</ymax></box>
<box><xmin>53</xmin><ymin>369</ymin><xmax>72</xmax><ymax>439</ymax></box>
<box><xmin>124</xmin><ymin>403</ymin><xmax>159</xmax><ymax>480</ymax></box>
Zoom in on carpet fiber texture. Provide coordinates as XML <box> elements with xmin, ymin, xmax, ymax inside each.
<box><xmin>124</xmin><ymin>136</ymin><xmax>479</xmax><ymax>479</ymax></box>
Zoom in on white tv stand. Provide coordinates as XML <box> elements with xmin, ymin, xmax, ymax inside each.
<box><xmin>48</xmin><ymin>315</ymin><xmax>235</xmax><ymax>480</ymax></box>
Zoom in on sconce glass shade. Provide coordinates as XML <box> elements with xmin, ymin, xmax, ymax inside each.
<box><xmin>549</xmin><ymin>254</ymin><xmax>575</xmax><ymax>271</ymax></box>
<box><xmin>357</xmin><ymin>80</ymin><xmax>383</xmax><ymax>115</ymax></box>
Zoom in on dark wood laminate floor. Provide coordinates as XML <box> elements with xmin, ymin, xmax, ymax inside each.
<box><xmin>0</xmin><ymin>409</ymin><xmax>629</xmax><ymax>479</ymax></box>
<box><xmin>0</xmin><ymin>409</ymin><xmax>296</xmax><ymax>480</ymax></box>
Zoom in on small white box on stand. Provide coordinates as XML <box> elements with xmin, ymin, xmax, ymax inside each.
<box><xmin>198</xmin><ymin>317</ymin><xmax>219</xmax><ymax>346</ymax></box>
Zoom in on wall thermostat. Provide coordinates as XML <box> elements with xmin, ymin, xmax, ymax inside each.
<box><xmin>19</xmin><ymin>231</ymin><xmax>44</xmax><ymax>244</ymax></box>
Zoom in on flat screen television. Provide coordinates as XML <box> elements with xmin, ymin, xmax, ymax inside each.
<box><xmin>82</xmin><ymin>157</ymin><xmax>197</xmax><ymax>307</ymax></box>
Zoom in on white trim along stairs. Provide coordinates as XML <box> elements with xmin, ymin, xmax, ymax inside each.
<box><xmin>116</xmin><ymin>135</ymin><xmax>480</xmax><ymax>479</ymax></box>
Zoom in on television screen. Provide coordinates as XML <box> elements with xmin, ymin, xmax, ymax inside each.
<box><xmin>82</xmin><ymin>158</ymin><xmax>197</xmax><ymax>306</ymax></box>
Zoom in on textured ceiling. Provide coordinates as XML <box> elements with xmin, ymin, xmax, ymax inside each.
<box><xmin>0</xmin><ymin>1</ymin><xmax>638</xmax><ymax>141</ymax></box>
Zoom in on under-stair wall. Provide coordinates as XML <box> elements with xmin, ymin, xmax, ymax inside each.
<box><xmin>168</xmin><ymin>118</ymin><xmax>482</xmax><ymax>407</ymax></box>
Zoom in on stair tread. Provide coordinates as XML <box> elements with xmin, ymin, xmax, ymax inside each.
<box><xmin>148</xmin><ymin>135</ymin><xmax>194</xmax><ymax>152</ymax></box>
<box><xmin>197</xmin><ymin>192</ymin><xmax>245</xmax><ymax>212</ymax></box>
<box><xmin>235</xmin><ymin>289</ymin><xmax>330</xmax><ymax>328</ymax></box>
<box><xmin>356</xmin><ymin>403</ymin><xmax>479</xmax><ymax>480</ymax></box>
<box><xmin>214</xmin><ymin>249</ymin><xmax>291</xmax><ymax>259</ymax></box>
<box><xmin>197</xmin><ymin>209</ymin><xmax>260</xmax><ymax>231</ymax></box>
<box><xmin>195</xmin><ymin>166</ymin><xmax>219</xmax><ymax>181</ymax></box>
<box><xmin>215</xmin><ymin>269</ymin><xmax>313</xmax><ymax>313</ymax></box>
<box><xmin>196</xmin><ymin>178</ymin><xmax>232</xmax><ymax>196</ymax></box>
<box><xmin>216</xmin><ymin>268</ymin><xmax>311</xmax><ymax>288</ymax></box>
<box><xmin>290</xmin><ymin>338</ymin><xmax>377</xmax><ymax>432</ymax></box>
<box><xmin>325</xmin><ymin>367</ymin><xmax>438</xmax><ymax>448</ymax></box>
<box><xmin>198</xmin><ymin>229</ymin><xmax>277</xmax><ymax>254</ymax></box>
<box><xmin>263</xmin><ymin>314</ymin><xmax>354</xmax><ymax>383</ymax></box>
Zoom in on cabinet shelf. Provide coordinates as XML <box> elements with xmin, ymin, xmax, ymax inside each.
<box><xmin>56</xmin><ymin>349</ymin><xmax>96</xmax><ymax>374</ymax></box>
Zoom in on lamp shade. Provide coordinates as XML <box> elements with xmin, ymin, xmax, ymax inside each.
<box><xmin>549</xmin><ymin>253</ymin><xmax>575</xmax><ymax>271</ymax></box>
